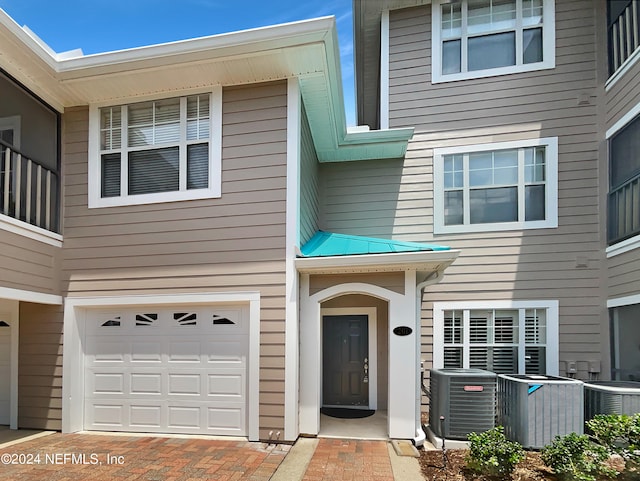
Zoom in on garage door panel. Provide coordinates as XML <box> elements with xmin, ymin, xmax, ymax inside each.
<box><xmin>130</xmin><ymin>373</ymin><xmax>162</xmax><ymax>395</ymax></box>
<box><xmin>130</xmin><ymin>341</ymin><xmax>163</xmax><ymax>362</ymax></box>
<box><xmin>92</xmin><ymin>373</ymin><xmax>125</xmax><ymax>394</ymax></box>
<box><xmin>84</xmin><ymin>305</ymin><xmax>248</xmax><ymax>436</ymax></box>
<box><xmin>130</xmin><ymin>404</ymin><xmax>162</xmax><ymax>428</ymax></box>
<box><xmin>168</xmin><ymin>341</ymin><xmax>202</xmax><ymax>363</ymax></box>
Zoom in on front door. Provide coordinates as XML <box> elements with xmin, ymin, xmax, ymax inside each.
<box><xmin>322</xmin><ymin>315</ymin><xmax>369</xmax><ymax>407</ymax></box>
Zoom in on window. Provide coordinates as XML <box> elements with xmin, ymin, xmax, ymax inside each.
<box><xmin>88</xmin><ymin>88</ymin><xmax>222</xmax><ymax>208</ymax></box>
<box><xmin>608</xmin><ymin>113</ymin><xmax>640</xmax><ymax>245</ymax></box>
<box><xmin>610</xmin><ymin>302</ymin><xmax>640</xmax><ymax>381</ymax></box>
<box><xmin>433</xmin><ymin>137</ymin><xmax>558</xmax><ymax>234</ymax></box>
<box><xmin>607</xmin><ymin>0</ymin><xmax>640</xmax><ymax>77</ymax></box>
<box><xmin>432</xmin><ymin>0</ymin><xmax>555</xmax><ymax>83</ymax></box>
<box><xmin>434</xmin><ymin>301</ymin><xmax>559</xmax><ymax>375</ymax></box>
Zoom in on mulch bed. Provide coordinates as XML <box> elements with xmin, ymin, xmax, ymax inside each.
<box><xmin>419</xmin><ymin>448</ymin><xmax>640</xmax><ymax>481</ymax></box>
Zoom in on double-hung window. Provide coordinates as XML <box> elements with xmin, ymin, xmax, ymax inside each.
<box><xmin>608</xmin><ymin>112</ymin><xmax>640</xmax><ymax>245</ymax></box>
<box><xmin>89</xmin><ymin>88</ymin><xmax>222</xmax><ymax>208</ymax></box>
<box><xmin>432</xmin><ymin>0</ymin><xmax>555</xmax><ymax>83</ymax></box>
<box><xmin>433</xmin><ymin>138</ymin><xmax>558</xmax><ymax>234</ymax></box>
<box><xmin>433</xmin><ymin>301</ymin><xmax>559</xmax><ymax>375</ymax></box>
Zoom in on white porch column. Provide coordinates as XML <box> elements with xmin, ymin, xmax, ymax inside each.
<box><xmin>387</xmin><ymin>270</ymin><xmax>418</xmax><ymax>439</ymax></box>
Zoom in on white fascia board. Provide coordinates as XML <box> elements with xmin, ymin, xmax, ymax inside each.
<box><xmin>295</xmin><ymin>250</ymin><xmax>460</xmax><ymax>273</ymax></box>
<box><xmin>0</xmin><ymin>286</ymin><xmax>62</xmax><ymax>305</ymax></box>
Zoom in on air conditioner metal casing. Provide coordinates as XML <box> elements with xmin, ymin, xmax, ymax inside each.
<box><xmin>498</xmin><ymin>374</ymin><xmax>584</xmax><ymax>449</ymax></box>
<box><xmin>584</xmin><ymin>381</ymin><xmax>640</xmax><ymax>420</ymax></box>
<box><xmin>429</xmin><ymin>368</ymin><xmax>497</xmax><ymax>440</ymax></box>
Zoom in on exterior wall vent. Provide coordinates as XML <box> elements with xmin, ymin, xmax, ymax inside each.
<box><xmin>584</xmin><ymin>381</ymin><xmax>640</xmax><ymax>420</ymax></box>
<box><xmin>498</xmin><ymin>374</ymin><xmax>584</xmax><ymax>449</ymax></box>
<box><xmin>429</xmin><ymin>368</ymin><xmax>497</xmax><ymax>440</ymax></box>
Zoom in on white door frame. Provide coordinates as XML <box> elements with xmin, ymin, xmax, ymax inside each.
<box><xmin>320</xmin><ymin>307</ymin><xmax>377</xmax><ymax>410</ymax></box>
<box><xmin>63</xmin><ymin>292</ymin><xmax>261</xmax><ymax>440</ymax></box>
<box><xmin>0</xmin><ymin>299</ymin><xmax>19</xmax><ymax>429</ymax></box>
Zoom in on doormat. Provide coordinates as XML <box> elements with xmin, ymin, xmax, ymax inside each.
<box><xmin>320</xmin><ymin>407</ymin><xmax>375</xmax><ymax>419</ymax></box>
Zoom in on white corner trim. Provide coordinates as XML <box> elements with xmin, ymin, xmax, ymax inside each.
<box><xmin>284</xmin><ymin>77</ymin><xmax>301</xmax><ymax>441</ymax></box>
<box><xmin>606</xmin><ymin>98</ymin><xmax>640</xmax><ymax>139</ymax></box>
<box><xmin>605</xmin><ymin>46</ymin><xmax>640</xmax><ymax>92</ymax></box>
<box><xmin>321</xmin><ymin>307</ymin><xmax>378</xmax><ymax>411</ymax></box>
<box><xmin>433</xmin><ymin>137</ymin><xmax>558</xmax><ymax>235</ymax></box>
<box><xmin>0</xmin><ymin>213</ymin><xmax>62</xmax><ymax>247</ymax></box>
<box><xmin>0</xmin><ymin>286</ymin><xmax>62</xmax><ymax>305</ymax></box>
<box><xmin>0</xmin><ymin>300</ymin><xmax>19</xmax><ymax>429</ymax></box>
<box><xmin>380</xmin><ymin>10</ymin><xmax>390</xmax><ymax>130</ymax></box>
<box><xmin>606</xmin><ymin>233</ymin><xmax>640</xmax><ymax>258</ymax></box>
<box><xmin>607</xmin><ymin>294</ymin><xmax>640</xmax><ymax>308</ymax></box>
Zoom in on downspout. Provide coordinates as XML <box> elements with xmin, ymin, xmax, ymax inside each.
<box><xmin>413</xmin><ymin>269</ymin><xmax>444</xmax><ymax>446</ymax></box>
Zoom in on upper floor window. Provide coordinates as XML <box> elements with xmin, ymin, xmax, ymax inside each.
<box><xmin>88</xmin><ymin>88</ymin><xmax>222</xmax><ymax>208</ymax></box>
<box><xmin>608</xmin><ymin>112</ymin><xmax>640</xmax><ymax>245</ymax></box>
<box><xmin>433</xmin><ymin>137</ymin><xmax>558</xmax><ymax>234</ymax></box>
<box><xmin>608</xmin><ymin>0</ymin><xmax>640</xmax><ymax>77</ymax></box>
<box><xmin>432</xmin><ymin>0</ymin><xmax>555</xmax><ymax>83</ymax></box>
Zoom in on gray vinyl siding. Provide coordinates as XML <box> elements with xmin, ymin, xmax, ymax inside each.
<box><xmin>18</xmin><ymin>302</ymin><xmax>63</xmax><ymax>430</ymax></box>
<box><xmin>300</xmin><ymin>101</ymin><xmax>320</xmax><ymax>245</ymax></box>
<box><xmin>321</xmin><ymin>1</ymin><xmax>606</xmax><ymax>383</ymax></box>
<box><xmin>62</xmin><ymin>81</ymin><xmax>288</xmax><ymax>439</ymax></box>
<box><xmin>0</xmin><ymin>230</ymin><xmax>59</xmax><ymax>296</ymax></box>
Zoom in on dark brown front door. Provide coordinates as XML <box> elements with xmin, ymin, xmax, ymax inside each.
<box><xmin>322</xmin><ymin>315</ymin><xmax>369</xmax><ymax>407</ymax></box>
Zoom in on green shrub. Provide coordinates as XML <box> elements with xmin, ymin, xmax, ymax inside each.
<box><xmin>588</xmin><ymin>413</ymin><xmax>640</xmax><ymax>466</ymax></box>
<box><xmin>466</xmin><ymin>426</ymin><xmax>525</xmax><ymax>478</ymax></box>
<box><xmin>541</xmin><ymin>432</ymin><xmax>618</xmax><ymax>481</ymax></box>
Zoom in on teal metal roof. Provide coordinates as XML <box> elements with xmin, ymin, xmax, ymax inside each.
<box><xmin>299</xmin><ymin>231</ymin><xmax>451</xmax><ymax>257</ymax></box>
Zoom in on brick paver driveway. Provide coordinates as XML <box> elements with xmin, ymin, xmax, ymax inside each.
<box><xmin>0</xmin><ymin>433</ymin><xmax>288</xmax><ymax>481</ymax></box>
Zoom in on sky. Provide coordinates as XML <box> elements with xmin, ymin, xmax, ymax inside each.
<box><xmin>0</xmin><ymin>0</ymin><xmax>356</xmax><ymax>125</ymax></box>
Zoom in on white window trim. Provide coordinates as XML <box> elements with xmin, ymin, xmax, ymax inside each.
<box><xmin>433</xmin><ymin>300</ymin><xmax>559</xmax><ymax>375</ymax></box>
<box><xmin>433</xmin><ymin>137</ymin><xmax>558</xmax><ymax>234</ymax></box>
<box><xmin>431</xmin><ymin>0</ymin><xmax>556</xmax><ymax>84</ymax></box>
<box><xmin>88</xmin><ymin>87</ymin><xmax>222</xmax><ymax>209</ymax></box>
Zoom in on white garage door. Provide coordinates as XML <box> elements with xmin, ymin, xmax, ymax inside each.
<box><xmin>84</xmin><ymin>306</ymin><xmax>248</xmax><ymax>436</ymax></box>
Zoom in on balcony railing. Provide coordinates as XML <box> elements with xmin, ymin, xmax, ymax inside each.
<box><xmin>0</xmin><ymin>140</ymin><xmax>59</xmax><ymax>233</ymax></box>
<box><xmin>608</xmin><ymin>171</ymin><xmax>640</xmax><ymax>245</ymax></box>
<box><xmin>608</xmin><ymin>0</ymin><xmax>640</xmax><ymax>75</ymax></box>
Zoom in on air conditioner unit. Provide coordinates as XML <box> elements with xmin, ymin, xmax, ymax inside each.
<box><xmin>584</xmin><ymin>381</ymin><xmax>640</xmax><ymax>421</ymax></box>
<box><xmin>498</xmin><ymin>374</ymin><xmax>584</xmax><ymax>449</ymax></box>
<box><xmin>429</xmin><ymin>368</ymin><xmax>497</xmax><ymax>440</ymax></box>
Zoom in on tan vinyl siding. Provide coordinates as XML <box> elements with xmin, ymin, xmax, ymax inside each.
<box><xmin>321</xmin><ymin>1</ymin><xmax>605</xmax><ymax>386</ymax></box>
<box><xmin>300</xmin><ymin>101</ymin><xmax>320</xmax><ymax>245</ymax></box>
<box><xmin>18</xmin><ymin>302</ymin><xmax>63</xmax><ymax>430</ymax></box>
<box><xmin>0</xmin><ymin>229</ymin><xmax>59</xmax><ymax>295</ymax></box>
<box><xmin>608</xmin><ymin>250</ymin><xmax>640</xmax><ymax>299</ymax></box>
<box><xmin>606</xmin><ymin>52</ymin><xmax>640</xmax><ymax>128</ymax></box>
<box><xmin>62</xmin><ymin>81</ymin><xmax>288</xmax><ymax>438</ymax></box>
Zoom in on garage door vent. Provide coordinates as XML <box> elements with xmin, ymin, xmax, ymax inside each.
<box><xmin>174</xmin><ymin>312</ymin><xmax>197</xmax><ymax>326</ymax></box>
<box><xmin>101</xmin><ymin>317</ymin><xmax>121</xmax><ymax>327</ymax></box>
<box><xmin>213</xmin><ymin>315</ymin><xmax>234</xmax><ymax>325</ymax></box>
<box><xmin>136</xmin><ymin>313</ymin><xmax>157</xmax><ymax>326</ymax></box>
